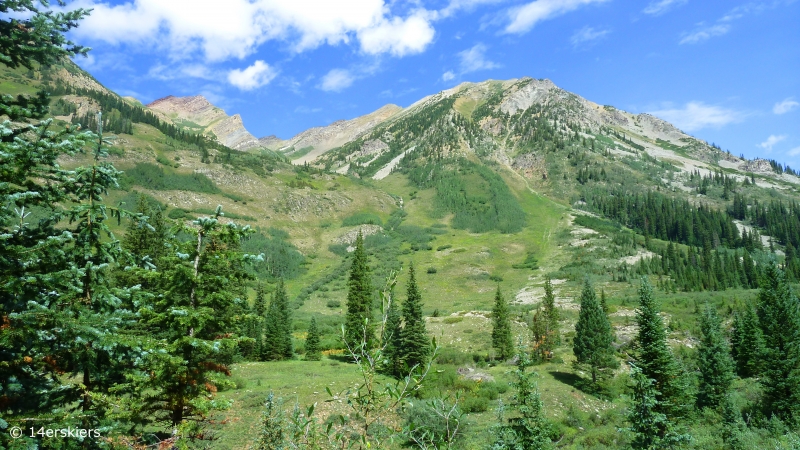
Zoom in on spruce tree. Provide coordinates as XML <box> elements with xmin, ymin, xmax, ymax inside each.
<box><xmin>399</xmin><ymin>263</ymin><xmax>431</xmax><ymax>371</ymax></box>
<box><xmin>543</xmin><ymin>277</ymin><xmax>561</xmax><ymax>346</ymax></box>
<box><xmin>627</xmin><ymin>366</ymin><xmax>691</xmax><ymax>450</ymax></box>
<box><xmin>305</xmin><ymin>317</ymin><xmax>322</xmax><ymax>361</ymax></box>
<box><xmin>492</xmin><ymin>285</ymin><xmax>514</xmax><ymax>361</ymax></box>
<box><xmin>573</xmin><ymin>279</ymin><xmax>615</xmax><ymax>385</ymax></box>
<box><xmin>755</xmin><ymin>264</ymin><xmax>800</xmax><ymax>424</ymax></box>
<box><xmin>344</xmin><ymin>232</ymin><xmax>375</xmax><ymax>350</ymax></box>
<box><xmin>730</xmin><ymin>305</ymin><xmax>764</xmax><ymax>378</ymax></box>
<box><xmin>491</xmin><ymin>346</ymin><xmax>550</xmax><ymax>450</ymax></box>
<box><xmin>135</xmin><ymin>208</ymin><xmax>255</xmax><ymax>426</ymax></box>
<box><xmin>264</xmin><ymin>279</ymin><xmax>293</xmax><ymax>361</ymax></box>
<box><xmin>382</xmin><ymin>288</ymin><xmax>403</xmax><ymax>377</ymax></box>
<box><xmin>696</xmin><ymin>305</ymin><xmax>735</xmax><ymax>410</ymax></box>
<box><xmin>0</xmin><ymin>1</ymin><xmax>94</xmax><ymax>425</ymax></box>
<box><xmin>634</xmin><ymin>278</ymin><xmax>690</xmax><ymax>423</ymax></box>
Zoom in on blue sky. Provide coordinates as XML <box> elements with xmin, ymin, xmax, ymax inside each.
<box><xmin>65</xmin><ymin>0</ymin><xmax>799</xmax><ymax>166</ymax></box>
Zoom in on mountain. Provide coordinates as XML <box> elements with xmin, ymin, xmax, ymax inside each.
<box><xmin>6</xmin><ymin>56</ymin><xmax>800</xmax><ymax>450</ymax></box>
<box><xmin>147</xmin><ymin>95</ymin><xmax>260</xmax><ymax>150</ymax></box>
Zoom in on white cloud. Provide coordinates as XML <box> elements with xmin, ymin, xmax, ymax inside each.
<box><xmin>649</xmin><ymin>101</ymin><xmax>744</xmax><ymax>131</ymax></box>
<box><xmin>643</xmin><ymin>0</ymin><xmax>687</xmax><ymax>16</ymax></box>
<box><xmin>504</xmin><ymin>0</ymin><xmax>608</xmax><ymax>35</ymax></box>
<box><xmin>570</xmin><ymin>26</ymin><xmax>610</xmax><ymax>47</ymax></box>
<box><xmin>319</xmin><ymin>69</ymin><xmax>355</xmax><ymax>92</ymax></box>
<box><xmin>458</xmin><ymin>44</ymin><xmax>500</xmax><ymax>73</ymax></box>
<box><xmin>358</xmin><ymin>12</ymin><xmax>435</xmax><ymax>56</ymax></box>
<box><xmin>442</xmin><ymin>71</ymin><xmax>456</xmax><ymax>81</ymax></box>
<box><xmin>788</xmin><ymin>146</ymin><xmax>800</xmax><ymax>157</ymax></box>
<box><xmin>679</xmin><ymin>24</ymin><xmax>730</xmax><ymax>44</ymax></box>
<box><xmin>758</xmin><ymin>135</ymin><xmax>787</xmax><ymax>152</ymax></box>
<box><xmin>227</xmin><ymin>61</ymin><xmax>277</xmax><ymax>90</ymax></box>
<box><xmin>774</xmin><ymin>98</ymin><xmax>799</xmax><ymax>115</ymax></box>
<box><xmin>73</xmin><ymin>0</ymin><xmax>435</xmax><ymax>61</ymax></box>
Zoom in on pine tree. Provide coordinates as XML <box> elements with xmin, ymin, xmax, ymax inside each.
<box><xmin>634</xmin><ymin>278</ymin><xmax>690</xmax><ymax>423</ymax></box>
<box><xmin>264</xmin><ymin>279</ymin><xmax>293</xmax><ymax>360</ymax></box>
<box><xmin>399</xmin><ymin>263</ymin><xmax>431</xmax><ymax>371</ymax></box>
<box><xmin>135</xmin><ymin>208</ymin><xmax>255</xmax><ymax>427</ymax></box>
<box><xmin>573</xmin><ymin>279</ymin><xmax>615</xmax><ymax>385</ymax></box>
<box><xmin>696</xmin><ymin>305</ymin><xmax>735</xmax><ymax>409</ymax></box>
<box><xmin>0</xmin><ymin>1</ymin><xmax>94</xmax><ymax>425</ymax></box>
<box><xmin>491</xmin><ymin>346</ymin><xmax>551</xmax><ymax>450</ymax></box>
<box><xmin>344</xmin><ymin>232</ymin><xmax>375</xmax><ymax>350</ymax></box>
<box><xmin>543</xmin><ymin>277</ymin><xmax>561</xmax><ymax>346</ymax></box>
<box><xmin>730</xmin><ymin>305</ymin><xmax>764</xmax><ymax>378</ymax></box>
<box><xmin>492</xmin><ymin>285</ymin><xmax>514</xmax><ymax>361</ymax></box>
<box><xmin>755</xmin><ymin>264</ymin><xmax>800</xmax><ymax>425</ymax></box>
<box><xmin>627</xmin><ymin>366</ymin><xmax>691</xmax><ymax>450</ymax></box>
<box><xmin>382</xmin><ymin>287</ymin><xmax>403</xmax><ymax>377</ymax></box>
<box><xmin>305</xmin><ymin>317</ymin><xmax>322</xmax><ymax>361</ymax></box>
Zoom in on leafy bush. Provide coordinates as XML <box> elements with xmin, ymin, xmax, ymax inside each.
<box><xmin>342</xmin><ymin>212</ymin><xmax>383</xmax><ymax>227</ymax></box>
<box><xmin>326</xmin><ymin>300</ymin><xmax>341</xmax><ymax>308</ymax></box>
<box><xmin>241</xmin><ymin>230</ymin><xmax>306</xmax><ymax>280</ymax></box>
<box><xmin>426</xmin><ymin>267</ymin><xmax>438</xmax><ymax>274</ymax></box>
<box><xmin>436</xmin><ymin>244</ymin><xmax>452</xmax><ymax>251</ymax></box>
<box><xmin>119</xmin><ymin>163</ymin><xmax>220</xmax><ymax>193</ymax></box>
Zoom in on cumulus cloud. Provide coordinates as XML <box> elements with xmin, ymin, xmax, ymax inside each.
<box><xmin>789</xmin><ymin>146</ymin><xmax>800</xmax><ymax>157</ymax></box>
<box><xmin>504</xmin><ymin>0</ymin><xmax>609</xmax><ymax>35</ymax></box>
<box><xmin>643</xmin><ymin>0</ymin><xmax>687</xmax><ymax>16</ymax></box>
<box><xmin>442</xmin><ymin>71</ymin><xmax>456</xmax><ymax>81</ymax></box>
<box><xmin>319</xmin><ymin>69</ymin><xmax>355</xmax><ymax>92</ymax></box>
<box><xmin>758</xmin><ymin>135</ymin><xmax>787</xmax><ymax>152</ymax></box>
<box><xmin>679</xmin><ymin>24</ymin><xmax>730</xmax><ymax>44</ymax></box>
<box><xmin>227</xmin><ymin>61</ymin><xmax>277</xmax><ymax>90</ymax></box>
<box><xmin>72</xmin><ymin>0</ymin><xmax>435</xmax><ymax>61</ymax></box>
<box><xmin>358</xmin><ymin>12</ymin><xmax>435</xmax><ymax>56</ymax></box>
<box><xmin>649</xmin><ymin>102</ymin><xmax>744</xmax><ymax>131</ymax></box>
<box><xmin>570</xmin><ymin>26</ymin><xmax>610</xmax><ymax>47</ymax></box>
<box><xmin>774</xmin><ymin>98</ymin><xmax>799</xmax><ymax>115</ymax></box>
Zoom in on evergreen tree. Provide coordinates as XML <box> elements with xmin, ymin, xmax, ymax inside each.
<box><xmin>755</xmin><ymin>264</ymin><xmax>800</xmax><ymax>425</ymax></box>
<box><xmin>399</xmin><ymin>263</ymin><xmax>431</xmax><ymax>371</ymax></box>
<box><xmin>253</xmin><ymin>283</ymin><xmax>268</xmax><ymax>317</ymax></box>
<box><xmin>491</xmin><ymin>346</ymin><xmax>551</xmax><ymax>450</ymax></box>
<box><xmin>730</xmin><ymin>305</ymin><xmax>764</xmax><ymax>378</ymax></box>
<box><xmin>382</xmin><ymin>287</ymin><xmax>403</xmax><ymax>377</ymax></box>
<box><xmin>696</xmin><ymin>305</ymin><xmax>735</xmax><ymax>409</ymax></box>
<box><xmin>0</xmin><ymin>0</ymin><xmax>94</xmax><ymax>427</ymax></box>
<box><xmin>134</xmin><ymin>208</ymin><xmax>255</xmax><ymax>427</ymax></box>
<box><xmin>344</xmin><ymin>232</ymin><xmax>375</xmax><ymax>350</ymax></box>
<box><xmin>633</xmin><ymin>278</ymin><xmax>690</xmax><ymax>424</ymax></box>
<box><xmin>573</xmin><ymin>279</ymin><xmax>615</xmax><ymax>384</ymax></box>
<box><xmin>264</xmin><ymin>279</ymin><xmax>293</xmax><ymax>361</ymax></box>
<box><xmin>305</xmin><ymin>317</ymin><xmax>322</xmax><ymax>361</ymax></box>
<box><xmin>627</xmin><ymin>366</ymin><xmax>691</xmax><ymax>450</ymax></box>
<box><xmin>543</xmin><ymin>277</ymin><xmax>561</xmax><ymax>346</ymax></box>
<box><xmin>492</xmin><ymin>285</ymin><xmax>514</xmax><ymax>361</ymax></box>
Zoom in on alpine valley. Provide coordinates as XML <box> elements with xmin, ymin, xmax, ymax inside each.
<box><xmin>4</xmin><ymin>54</ymin><xmax>800</xmax><ymax>450</ymax></box>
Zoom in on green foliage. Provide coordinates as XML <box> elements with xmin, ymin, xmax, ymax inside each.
<box><xmin>119</xmin><ymin>162</ymin><xmax>221</xmax><ymax>193</ymax></box>
<box><xmin>399</xmin><ymin>264</ymin><xmax>432</xmax><ymax>371</ymax></box>
<box><xmin>756</xmin><ymin>264</ymin><xmax>800</xmax><ymax>425</ymax></box>
<box><xmin>341</xmin><ymin>212</ymin><xmax>383</xmax><ymax>227</ymax></box>
<box><xmin>626</xmin><ymin>366</ymin><xmax>691</xmax><ymax>450</ymax></box>
<box><xmin>730</xmin><ymin>304</ymin><xmax>764</xmax><ymax>378</ymax></box>
<box><xmin>305</xmin><ymin>317</ymin><xmax>321</xmax><ymax>361</ymax></box>
<box><xmin>491</xmin><ymin>346</ymin><xmax>552</xmax><ymax>450</ymax></box>
<box><xmin>263</xmin><ymin>279</ymin><xmax>293</xmax><ymax>361</ymax></box>
<box><xmin>633</xmin><ymin>278</ymin><xmax>691</xmax><ymax>422</ymax></box>
<box><xmin>403</xmin><ymin>397</ymin><xmax>465</xmax><ymax>449</ymax></box>
<box><xmin>344</xmin><ymin>232</ymin><xmax>376</xmax><ymax>349</ymax></box>
<box><xmin>696</xmin><ymin>305</ymin><xmax>735</xmax><ymax>410</ymax></box>
<box><xmin>492</xmin><ymin>286</ymin><xmax>514</xmax><ymax>361</ymax></box>
<box><xmin>240</xmin><ymin>229</ymin><xmax>306</xmax><ymax>280</ymax></box>
<box><xmin>512</xmin><ymin>251</ymin><xmax>539</xmax><ymax>270</ymax></box>
<box><xmin>406</xmin><ymin>158</ymin><xmax>527</xmax><ymax>233</ymax></box>
<box><xmin>573</xmin><ymin>280</ymin><xmax>615</xmax><ymax>385</ymax></box>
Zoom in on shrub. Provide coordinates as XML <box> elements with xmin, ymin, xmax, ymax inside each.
<box><xmin>326</xmin><ymin>300</ymin><xmax>341</xmax><ymax>308</ymax></box>
<box><xmin>427</xmin><ymin>267</ymin><xmax>438</xmax><ymax>274</ymax></box>
<box><xmin>342</xmin><ymin>212</ymin><xmax>383</xmax><ymax>227</ymax></box>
